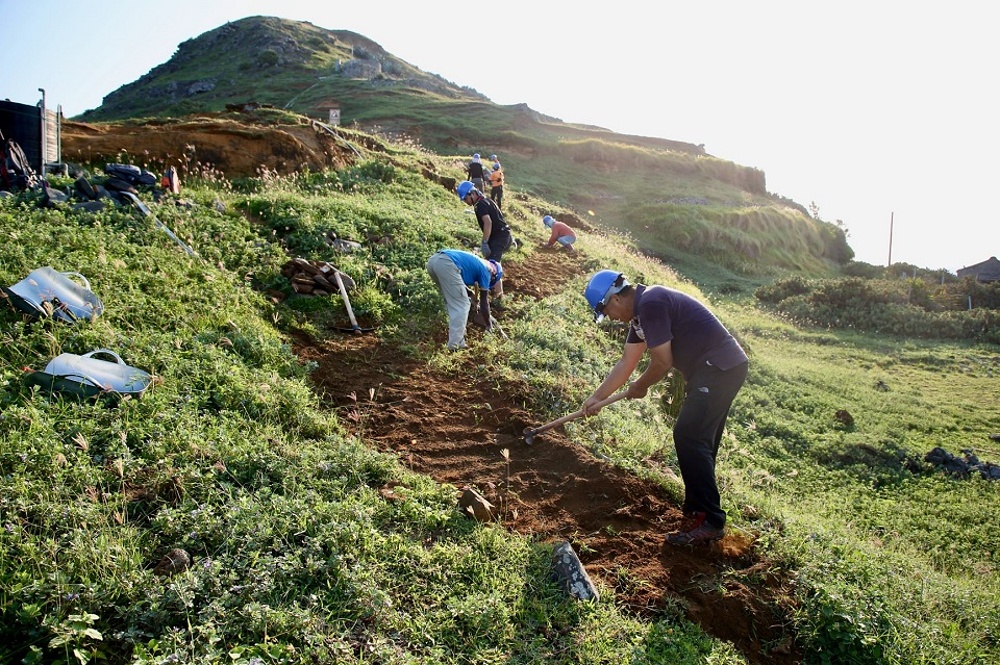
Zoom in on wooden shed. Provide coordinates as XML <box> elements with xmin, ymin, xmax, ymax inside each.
<box><xmin>1</xmin><ymin>93</ymin><xmax>61</xmax><ymax>174</ymax></box>
<box><xmin>957</xmin><ymin>256</ymin><xmax>1000</xmax><ymax>282</ymax></box>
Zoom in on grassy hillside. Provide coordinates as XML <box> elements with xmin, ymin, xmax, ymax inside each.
<box><xmin>1</xmin><ymin>125</ymin><xmax>999</xmax><ymax>665</ymax></box>
<box><xmin>73</xmin><ymin>16</ymin><xmax>853</xmax><ymax>285</ymax></box>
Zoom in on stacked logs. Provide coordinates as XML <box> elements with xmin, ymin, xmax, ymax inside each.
<box><xmin>281</xmin><ymin>258</ymin><xmax>354</xmax><ymax>296</ymax></box>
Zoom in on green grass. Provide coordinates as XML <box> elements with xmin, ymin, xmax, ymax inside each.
<box><xmin>2</xmin><ymin>126</ymin><xmax>1000</xmax><ymax>665</ymax></box>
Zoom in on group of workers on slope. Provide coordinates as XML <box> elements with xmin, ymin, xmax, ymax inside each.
<box><xmin>466</xmin><ymin>153</ymin><xmax>505</xmax><ymax>210</ymax></box>
<box><xmin>425</xmin><ymin>168</ymin><xmax>514</xmax><ymax>353</ymax></box>
<box><xmin>426</xmin><ymin>158</ymin><xmax>747</xmax><ymax>547</ymax></box>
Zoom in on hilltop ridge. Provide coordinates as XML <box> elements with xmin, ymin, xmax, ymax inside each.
<box><xmin>70</xmin><ymin>15</ymin><xmax>850</xmax><ymax>283</ymax></box>
<box><xmin>81</xmin><ymin>16</ymin><xmax>488</xmax><ymax>121</ymax></box>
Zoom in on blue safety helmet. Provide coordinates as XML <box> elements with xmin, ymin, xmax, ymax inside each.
<box><xmin>456</xmin><ymin>180</ymin><xmax>476</xmax><ymax>200</ymax></box>
<box><xmin>542</xmin><ymin>215</ymin><xmax>554</xmax><ymax>229</ymax></box>
<box><xmin>584</xmin><ymin>270</ymin><xmax>630</xmax><ymax>320</ymax></box>
<box><xmin>490</xmin><ymin>154</ymin><xmax>497</xmax><ymax>160</ymax></box>
<box><xmin>488</xmin><ymin>260</ymin><xmax>503</xmax><ymax>287</ymax></box>
<box><xmin>493</xmin><ymin>162</ymin><xmax>501</xmax><ymax>171</ymax></box>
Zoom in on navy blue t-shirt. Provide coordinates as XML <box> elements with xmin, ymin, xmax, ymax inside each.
<box><xmin>467</xmin><ymin>161</ymin><xmax>486</xmax><ymax>180</ymax></box>
<box><xmin>625</xmin><ymin>285</ymin><xmax>747</xmax><ymax>379</ymax></box>
<box><xmin>473</xmin><ymin>197</ymin><xmax>510</xmax><ymax>235</ymax></box>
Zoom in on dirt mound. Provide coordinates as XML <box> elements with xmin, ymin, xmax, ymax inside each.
<box><xmin>61</xmin><ymin>115</ymin><xmax>359</xmax><ymax>177</ymax></box>
<box><xmin>292</xmin><ymin>249</ymin><xmax>800</xmax><ymax>664</ymax></box>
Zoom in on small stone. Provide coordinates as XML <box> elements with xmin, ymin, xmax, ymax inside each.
<box><xmin>458</xmin><ymin>487</ymin><xmax>493</xmax><ymax>522</ymax></box>
<box><xmin>551</xmin><ymin>541</ymin><xmax>599</xmax><ymax>601</ymax></box>
<box><xmin>154</xmin><ymin>548</ymin><xmax>191</xmax><ymax>577</ymax></box>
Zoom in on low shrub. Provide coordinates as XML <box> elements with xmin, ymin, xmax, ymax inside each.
<box><xmin>756</xmin><ymin>275</ymin><xmax>1000</xmax><ymax>343</ymax></box>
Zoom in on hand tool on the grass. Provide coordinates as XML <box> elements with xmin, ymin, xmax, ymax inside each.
<box><xmin>119</xmin><ymin>191</ymin><xmax>197</xmax><ymax>257</ymax></box>
<box><xmin>523</xmin><ymin>392</ymin><xmax>628</xmax><ymax>445</ymax></box>
<box><xmin>488</xmin><ymin>315</ymin><xmax>508</xmax><ymax>340</ymax></box>
<box><xmin>333</xmin><ymin>270</ymin><xmax>375</xmax><ymax>334</ymax></box>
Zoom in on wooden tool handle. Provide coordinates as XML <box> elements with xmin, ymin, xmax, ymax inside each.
<box><xmin>333</xmin><ymin>270</ymin><xmax>360</xmax><ymax>330</ymax></box>
<box><xmin>528</xmin><ymin>392</ymin><xmax>628</xmax><ymax>436</ymax></box>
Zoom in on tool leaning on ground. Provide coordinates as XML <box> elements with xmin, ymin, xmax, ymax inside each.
<box><xmin>333</xmin><ymin>270</ymin><xmax>375</xmax><ymax>334</ymax></box>
<box><xmin>523</xmin><ymin>392</ymin><xmax>628</xmax><ymax>445</ymax></box>
<box><xmin>119</xmin><ymin>191</ymin><xmax>197</xmax><ymax>257</ymax></box>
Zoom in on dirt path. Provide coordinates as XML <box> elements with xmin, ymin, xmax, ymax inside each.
<box><xmin>291</xmin><ymin>249</ymin><xmax>800</xmax><ymax>664</ymax></box>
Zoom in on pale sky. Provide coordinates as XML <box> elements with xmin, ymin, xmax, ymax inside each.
<box><xmin>3</xmin><ymin>1</ymin><xmax>997</xmax><ymax>273</ymax></box>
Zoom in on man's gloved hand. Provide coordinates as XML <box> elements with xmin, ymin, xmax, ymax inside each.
<box><xmin>480</xmin><ymin>241</ymin><xmax>491</xmax><ymax>258</ymax></box>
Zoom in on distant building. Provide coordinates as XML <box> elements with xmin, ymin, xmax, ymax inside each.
<box><xmin>957</xmin><ymin>256</ymin><xmax>1000</xmax><ymax>282</ymax></box>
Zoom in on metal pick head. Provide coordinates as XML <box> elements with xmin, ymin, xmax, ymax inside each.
<box><xmin>523</xmin><ymin>426</ymin><xmax>536</xmax><ymax>445</ymax></box>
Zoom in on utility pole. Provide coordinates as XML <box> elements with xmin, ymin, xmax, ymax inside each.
<box><xmin>38</xmin><ymin>88</ymin><xmax>47</xmax><ymax>176</ymax></box>
<box><xmin>887</xmin><ymin>211</ymin><xmax>894</xmax><ymax>267</ymax></box>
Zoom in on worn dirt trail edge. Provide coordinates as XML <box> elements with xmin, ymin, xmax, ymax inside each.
<box><xmin>293</xmin><ymin>250</ymin><xmax>801</xmax><ymax>664</ymax></box>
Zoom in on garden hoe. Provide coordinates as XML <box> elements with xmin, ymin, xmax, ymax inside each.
<box><xmin>488</xmin><ymin>315</ymin><xmax>508</xmax><ymax>340</ymax></box>
<box><xmin>333</xmin><ymin>270</ymin><xmax>375</xmax><ymax>334</ymax></box>
<box><xmin>523</xmin><ymin>392</ymin><xmax>628</xmax><ymax>445</ymax></box>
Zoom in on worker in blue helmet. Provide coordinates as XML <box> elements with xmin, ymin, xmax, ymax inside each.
<box><xmin>582</xmin><ymin>269</ymin><xmax>749</xmax><ymax>546</ymax></box>
<box><xmin>542</xmin><ymin>215</ymin><xmax>577</xmax><ymax>251</ymax></box>
<box><xmin>426</xmin><ymin>248</ymin><xmax>502</xmax><ymax>351</ymax></box>
<box><xmin>455</xmin><ymin>180</ymin><xmax>513</xmax><ymax>297</ymax></box>
<box><xmin>466</xmin><ymin>153</ymin><xmax>486</xmax><ymax>192</ymax></box>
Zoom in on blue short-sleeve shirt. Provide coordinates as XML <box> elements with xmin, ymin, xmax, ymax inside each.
<box><xmin>440</xmin><ymin>249</ymin><xmax>494</xmax><ymax>290</ymax></box>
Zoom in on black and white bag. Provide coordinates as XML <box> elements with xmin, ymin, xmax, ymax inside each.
<box><xmin>2</xmin><ymin>266</ymin><xmax>104</xmax><ymax>322</ymax></box>
<box><xmin>25</xmin><ymin>349</ymin><xmax>153</xmax><ymax>399</ymax></box>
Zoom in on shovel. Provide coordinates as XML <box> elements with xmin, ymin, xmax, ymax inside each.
<box><xmin>523</xmin><ymin>392</ymin><xmax>628</xmax><ymax>445</ymax></box>
<box><xmin>333</xmin><ymin>270</ymin><xmax>375</xmax><ymax>334</ymax></box>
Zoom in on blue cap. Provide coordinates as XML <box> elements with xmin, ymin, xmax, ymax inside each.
<box><xmin>488</xmin><ymin>260</ymin><xmax>503</xmax><ymax>286</ymax></box>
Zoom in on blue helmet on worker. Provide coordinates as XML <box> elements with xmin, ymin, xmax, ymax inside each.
<box><xmin>488</xmin><ymin>260</ymin><xmax>503</xmax><ymax>287</ymax></box>
<box><xmin>456</xmin><ymin>180</ymin><xmax>476</xmax><ymax>200</ymax></box>
<box><xmin>584</xmin><ymin>270</ymin><xmax>630</xmax><ymax>320</ymax></box>
<box><xmin>542</xmin><ymin>215</ymin><xmax>555</xmax><ymax>229</ymax></box>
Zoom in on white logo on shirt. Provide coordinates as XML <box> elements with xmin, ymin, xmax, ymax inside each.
<box><xmin>631</xmin><ymin>317</ymin><xmax>646</xmax><ymax>341</ymax></box>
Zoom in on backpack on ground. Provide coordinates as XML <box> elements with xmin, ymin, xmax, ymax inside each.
<box><xmin>104</xmin><ymin>163</ymin><xmax>159</xmax><ymax>187</ymax></box>
<box><xmin>0</xmin><ymin>132</ymin><xmax>39</xmax><ymax>191</ymax></box>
